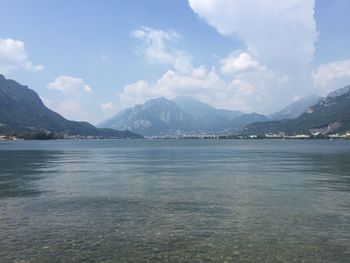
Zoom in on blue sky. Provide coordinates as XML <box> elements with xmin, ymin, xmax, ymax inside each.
<box><xmin>1</xmin><ymin>0</ymin><xmax>350</xmax><ymax>124</ymax></box>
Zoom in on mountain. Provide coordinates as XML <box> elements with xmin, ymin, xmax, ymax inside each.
<box><xmin>99</xmin><ymin>97</ymin><xmax>196</xmax><ymax>136</ymax></box>
<box><xmin>174</xmin><ymin>96</ymin><xmax>247</xmax><ymax>131</ymax></box>
<box><xmin>0</xmin><ymin>74</ymin><xmax>142</xmax><ymax>138</ymax></box>
<box><xmin>242</xmin><ymin>85</ymin><xmax>350</xmax><ymax>135</ymax></box>
<box><xmin>228</xmin><ymin>113</ymin><xmax>269</xmax><ymax>129</ymax></box>
<box><xmin>99</xmin><ymin>96</ymin><xmax>267</xmax><ymax>136</ymax></box>
<box><xmin>174</xmin><ymin>96</ymin><xmax>243</xmax><ymax>121</ymax></box>
<box><xmin>269</xmin><ymin>95</ymin><xmax>319</xmax><ymax>121</ymax></box>
<box><xmin>327</xmin><ymin>85</ymin><xmax>350</xmax><ymax>98</ymax></box>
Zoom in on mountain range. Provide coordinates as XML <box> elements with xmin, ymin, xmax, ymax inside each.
<box><xmin>99</xmin><ymin>96</ymin><xmax>268</xmax><ymax>136</ymax></box>
<box><xmin>0</xmin><ymin>74</ymin><xmax>142</xmax><ymax>138</ymax></box>
<box><xmin>243</xmin><ymin>85</ymin><xmax>350</xmax><ymax>135</ymax></box>
<box><xmin>2</xmin><ymin>74</ymin><xmax>349</xmax><ymax>138</ymax></box>
<box><xmin>100</xmin><ymin>84</ymin><xmax>350</xmax><ymax>136</ymax></box>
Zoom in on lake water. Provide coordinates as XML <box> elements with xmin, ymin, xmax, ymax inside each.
<box><xmin>0</xmin><ymin>139</ymin><xmax>350</xmax><ymax>262</ymax></box>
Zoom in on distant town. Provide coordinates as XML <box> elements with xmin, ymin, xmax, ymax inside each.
<box><xmin>145</xmin><ymin>131</ymin><xmax>350</xmax><ymax>140</ymax></box>
<box><xmin>2</xmin><ymin>131</ymin><xmax>350</xmax><ymax>141</ymax></box>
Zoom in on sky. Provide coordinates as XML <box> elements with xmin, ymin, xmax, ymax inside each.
<box><xmin>1</xmin><ymin>0</ymin><xmax>350</xmax><ymax>124</ymax></box>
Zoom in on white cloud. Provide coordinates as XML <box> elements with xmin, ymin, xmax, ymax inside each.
<box><xmin>117</xmin><ymin>62</ymin><xmax>267</xmax><ymax>113</ymax></box>
<box><xmin>119</xmin><ymin>80</ymin><xmax>153</xmax><ymax>109</ymax></box>
<box><xmin>220</xmin><ymin>52</ymin><xmax>263</xmax><ymax>75</ymax></box>
<box><xmin>189</xmin><ymin>0</ymin><xmax>317</xmax><ymax>70</ymax></box>
<box><xmin>85</xmin><ymin>86</ymin><xmax>92</xmax><ymax>93</ymax></box>
<box><xmin>187</xmin><ymin>0</ymin><xmax>318</xmax><ymax>112</ymax></box>
<box><xmin>0</xmin><ymin>38</ymin><xmax>43</xmax><ymax>73</ymax></box>
<box><xmin>118</xmin><ymin>66</ymin><xmax>214</xmax><ymax>109</ymax></box>
<box><xmin>131</xmin><ymin>26</ymin><xmax>196</xmax><ymax>76</ymax></box>
<box><xmin>313</xmin><ymin>59</ymin><xmax>350</xmax><ymax>92</ymax></box>
<box><xmin>154</xmin><ymin>67</ymin><xmax>219</xmax><ymax>99</ymax></box>
<box><xmin>131</xmin><ymin>26</ymin><xmax>180</xmax><ymax>64</ymax></box>
<box><xmin>117</xmin><ymin>22</ymin><xmax>299</xmax><ymax>114</ymax></box>
<box><xmin>173</xmin><ymin>51</ymin><xmax>194</xmax><ymax>74</ymax></box>
<box><xmin>123</xmin><ymin>3</ymin><xmax>320</xmax><ymax>115</ymax></box>
<box><xmin>46</xmin><ymin>76</ymin><xmax>120</xmax><ymax>124</ymax></box>
<box><xmin>47</xmin><ymin>76</ymin><xmax>92</xmax><ymax>94</ymax></box>
<box><xmin>100</xmin><ymin>102</ymin><xmax>114</xmax><ymax>111</ymax></box>
<box><xmin>223</xmin><ymin>79</ymin><xmax>265</xmax><ymax>111</ymax></box>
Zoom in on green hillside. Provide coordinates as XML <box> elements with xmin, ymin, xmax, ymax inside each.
<box><xmin>0</xmin><ymin>75</ymin><xmax>142</xmax><ymax>138</ymax></box>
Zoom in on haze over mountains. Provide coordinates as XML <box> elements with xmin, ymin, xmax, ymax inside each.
<box><xmin>99</xmin><ymin>96</ymin><xmax>269</xmax><ymax>136</ymax></box>
<box><xmin>268</xmin><ymin>95</ymin><xmax>319</xmax><ymax>121</ymax></box>
<box><xmin>2</xmin><ymin>74</ymin><xmax>350</xmax><ymax>138</ymax></box>
<box><xmin>100</xmin><ymin>84</ymin><xmax>350</xmax><ymax>137</ymax></box>
<box><xmin>99</xmin><ymin>96</ymin><xmax>297</xmax><ymax>136</ymax></box>
<box><xmin>243</xmin><ymin>85</ymin><xmax>350</xmax><ymax>135</ymax></box>
<box><xmin>0</xmin><ymin>75</ymin><xmax>142</xmax><ymax>138</ymax></box>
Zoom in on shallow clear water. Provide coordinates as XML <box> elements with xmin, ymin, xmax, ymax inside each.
<box><xmin>0</xmin><ymin>139</ymin><xmax>350</xmax><ymax>262</ymax></box>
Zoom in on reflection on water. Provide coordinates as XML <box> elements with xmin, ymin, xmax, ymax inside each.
<box><xmin>0</xmin><ymin>140</ymin><xmax>350</xmax><ymax>262</ymax></box>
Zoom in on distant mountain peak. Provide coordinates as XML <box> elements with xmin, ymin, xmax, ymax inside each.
<box><xmin>146</xmin><ymin>96</ymin><xmax>170</xmax><ymax>103</ymax></box>
<box><xmin>99</xmin><ymin>96</ymin><xmax>194</xmax><ymax>136</ymax></box>
<box><xmin>269</xmin><ymin>95</ymin><xmax>319</xmax><ymax>121</ymax></box>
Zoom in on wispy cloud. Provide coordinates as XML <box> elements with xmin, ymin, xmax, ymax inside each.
<box><xmin>313</xmin><ymin>59</ymin><xmax>350</xmax><ymax>93</ymax></box>
<box><xmin>100</xmin><ymin>102</ymin><xmax>114</xmax><ymax>111</ymax></box>
<box><xmin>118</xmin><ymin>9</ymin><xmax>318</xmax><ymax>114</ymax></box>
<box><xmin>47</xmin><ymin>76</ymin><xmax>92</xmax><ymax>94</ymax></box>
<box><xmin>131</xmin><ymin>26</ymin><xmax>180</xmax><ymax>64</ymax></box>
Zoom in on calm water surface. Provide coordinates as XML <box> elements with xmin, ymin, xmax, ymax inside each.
<box><xmin>0</xmin><ymin>139</ymin><xmax>350</xmax><ymax>262</ymax></box>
